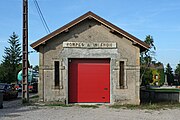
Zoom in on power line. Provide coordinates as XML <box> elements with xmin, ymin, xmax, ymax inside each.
<box><xmin>33</xmin><ymin>0</ymin><xmax>50</xmax><ymax>34</ymax></box>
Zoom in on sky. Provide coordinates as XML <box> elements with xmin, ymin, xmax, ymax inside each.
<box><xmin>0</xmin><ymin>0</ymin><xmax>180</xmax><ymax>70</ymax></box>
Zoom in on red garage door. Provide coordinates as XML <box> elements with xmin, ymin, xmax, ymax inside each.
<box><xmin>68</xmin><ymin>59</ymin><xmax>110</xmax><ymax>103</ymax></box>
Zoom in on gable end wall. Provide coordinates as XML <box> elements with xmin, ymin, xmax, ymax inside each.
<box><xmin>38</xmin><ymin>19</ymin><xmax>140</xmax><ymax>105</ymax></box>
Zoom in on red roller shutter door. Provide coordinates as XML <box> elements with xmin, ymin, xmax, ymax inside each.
<box><xmin>68</xmin><ymin>59</ymin><xmax>110</xmax><ymax>103</ymax></box>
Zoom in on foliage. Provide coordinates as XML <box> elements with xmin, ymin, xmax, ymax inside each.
<box><xmin>141</xmin><ymin>68</ymin><xmax>153</xmax><ymax>85</ymax></box>
<box><xmin>0</xmin><ymin>64</ymin><xmax>6</xmax><ymax>82</ymax></box>
<box><xmin>149</xmin><ymin>62</ymin><xmax>165</xmax><ymax>86</ymax></box>
<box><xmin>165</xmin><ymin>63</ymin><xmax>174</xmax><ymax>85</ymax></box>
<box><xmin>174</xmin><ymin>62</ymin><xmax>180</xmax><ymax>85</ymax></box>
<box><xmin>0</xmin><ymin>32</ymin><xmax>22</xmax><ymax>83</ymax></box>
<box><xmin>175</xmin><ymin>62</ymin><xmax>180</xmax><ymax>76</ymax></box>
<box><xmin>140</xmin><ymin>35</ymin><xmax>156</xmax><ymax>86</ymax></box>
<box><xmin>140</xmin><ymin>35</ymin><xmax>156</xmax><ymax>65</ymax></box>
<box><xmin>33</xmin><ymin>65</ymin><xmax>39</xmax><ymax>71</ymax></box>
<box><xmin>158</xmin><ymin>67</ymin><xmax>165</xmax><ymax>85</ymax></box>
<box><xmin>152</xmin><ymin>69</ymin><xmax>160</xmax><ymax>85</ymax></box>
<box><xmin>110</xmin><ymin>103</ymin><xmax>180</xmax><ymax>110</ymax></box>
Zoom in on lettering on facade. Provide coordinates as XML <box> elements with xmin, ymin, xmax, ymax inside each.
<box><xmin>63</xmin><ymin>42</ymin><xmax>116</xmax><ymax>48</ymax></box>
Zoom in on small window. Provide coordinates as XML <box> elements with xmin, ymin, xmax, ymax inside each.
<box><xmin>54</xmin><ymin>61</ymin><xmax>60</xmax><ymax>87</ymax></box>
<box><xmin>119</xmin><ymin>61</ymin><xmax>124</xmax><ymax>88</ymax></box>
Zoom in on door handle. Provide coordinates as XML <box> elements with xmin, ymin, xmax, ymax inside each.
<box><xmin>104</xmin><ymin>88</ymin><xmax>108</xmax><ymax>90</ymax></box>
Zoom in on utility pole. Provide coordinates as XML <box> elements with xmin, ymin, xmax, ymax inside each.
<box><xmin>22</xmin><ymin>0</ymin><xmax>29</xmax><ymax>103</ymax></box>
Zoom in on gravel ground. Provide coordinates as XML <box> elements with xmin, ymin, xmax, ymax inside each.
<box><xmin>1</xmin><ymin>100</ymin><xmax>180</xmax><ymax>120</ymax></box>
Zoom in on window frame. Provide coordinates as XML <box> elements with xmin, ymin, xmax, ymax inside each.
<box><xmin>54</xmin><ymin>61</ymin><xmax>60</xmax><ymax>87</ymax></box>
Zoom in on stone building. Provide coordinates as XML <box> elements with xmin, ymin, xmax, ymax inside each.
<box><xmin>31</xmin><ymin>11</ymin><xmax>149</xmax><ymax>105</ymax></box>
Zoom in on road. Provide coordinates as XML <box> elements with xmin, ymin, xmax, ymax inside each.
<box><xmin>1</xmin><ymin>94</ymin><xmax>180</xmax><ymax>120</ymax></box>
<box><xmin>17</xmin><ymin>92</ymin><xmax>36</xmax><ymax>98</ymax></box>
<box><xmin>2</xmin><ymin>92</ymin><xmax>37</xmax><ymax>108</ymax></box>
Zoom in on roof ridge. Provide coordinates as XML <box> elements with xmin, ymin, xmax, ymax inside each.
<box><xmin>31</xmin><ymin>11</ymin><xmax>149</xmax><ymax>51</ymax></box>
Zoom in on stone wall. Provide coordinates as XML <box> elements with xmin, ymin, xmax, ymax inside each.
<box><xmin>38</xmin><ymin>19</ymin><xmax>141</xmax><ymax>105</ymax></box>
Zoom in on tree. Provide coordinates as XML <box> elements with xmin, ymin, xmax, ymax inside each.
<box><xmin>174</xmin><ymin>62</ymin><xmax>180</xmax><ymax>85</ymax></box>
<box><xmin>140</xmin><ymin>35</ymin><xmax>156</xmax><ymax>85</ymax></box>
<box><xmin>165</xmin><ymin>63</ymin><xmax>174</xmax><ymax>85</ymax></box>
<box><xmin>33</xmin><ymin>65</ymin><xmax>39</xmax><ymax>71</ymax></box>
<box><xmin>0</xmin><ymin>64</ymin><xmax>6</xmax><ymax>83</ymax></box>
<box><xmin>140</xmin><ymin>35</ymin><xmax>156</xmax><ymax>65</ymax></box>
<box><xmin>0</xmin><ymin>32</ymin><xmax>22</xmax><ymax>83</ymax></box>
<box><xmin>175</xmin><ymin>62</ymin><xmax>180</xmax><ymax>76</ymax></box>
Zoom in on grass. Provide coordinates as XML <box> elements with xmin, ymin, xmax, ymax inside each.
<box><xmin>22</xmin><ymin>98</ymin><xmax>30</xmax><ymax>104</ymax></box>
<box><xmin>79</xmin><ymin>105</ymin><xmax>99</xmax><ymax>109</ymax></box>
<box><xmin>45</xmin><ymin>103</ymin><xmax>73</xmax><ymax>107</ymax></box>
<box><xmin>110</xmin><ymin>102</ymin><xmax>180</xmax><ymax>110</ymax></box>
<box><xmin>24</xmin><ymin>100</ymin><xmax>180</xmax><ymax>110</ymax></box>
<box><xmin>30</xmin><ymin>95</ymin><xmax>39</xmax><ymax>99</ymax></box>
<box><xmin>45</xmin><ymin>104</ymin><xmax>99</xmax><ymax>108</ymax></box>
<box><xmin>42</xmin><ymin>102</ymin><xmax>180</xmax><ymax>110</ymax></box>
<box><xmin>24</xmin><ymin>95</ymin><xmax>180</xmax><ymax>110</ymax></box>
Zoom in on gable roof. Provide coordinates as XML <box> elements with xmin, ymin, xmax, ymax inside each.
<box><xmin>30</xmin><ymin>11</ymin><xmax>150</xmax><ymax>51</ymax></box>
